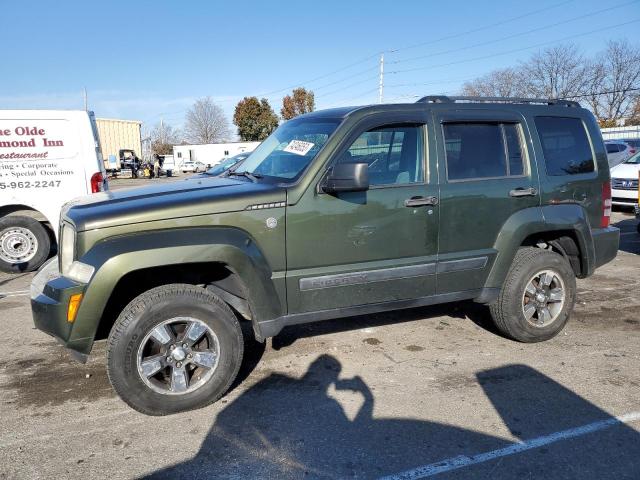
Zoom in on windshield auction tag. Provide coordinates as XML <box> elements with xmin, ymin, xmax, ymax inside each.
<box><xmin>283</xmin><ymin>140</ymin><xmax>315</xmax><ymax>156</ymax></box>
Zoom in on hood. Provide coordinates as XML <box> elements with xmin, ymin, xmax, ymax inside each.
<box><xmin>64</xmin><ymin>176</ymin><xmax>286</xmax><ymax>232</ymax></box>
<box><xmin>610</xmin><ymin>162</ymin><xmax>640</xmax><ymax>180</ymax></box>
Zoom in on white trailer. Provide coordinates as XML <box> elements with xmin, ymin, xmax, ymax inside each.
<box><xmin>173</xmin><ymin>142</ymin><xmax>260</xmax><ymax>169</ymax></box>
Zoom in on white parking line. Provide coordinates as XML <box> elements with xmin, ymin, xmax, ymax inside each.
<box><xmin>0</xmin><ymin>290</ymin><xmax>30</xmax><ymax>298</ymax></box>
<box><xmin>379</xmin><ymin>411</ymin><xmax>640</xmax><ymax>479</ymax></box>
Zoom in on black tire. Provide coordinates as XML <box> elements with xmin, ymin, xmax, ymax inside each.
<box><xmin>636</xmin><ymin>222</ymin><xmax>640</xmax><ymax>234</ymax></box>
<box><xmin>489</xmin><ymin>247</ymin><xmax>576</xmax><ymax>343</ymax></box>
<box><xmin>0</xmin><ymin>215</ymin><xmax>51</xmax><ymax>273</ymax></box>
<box><xmin>107</xmin><ymin>284</ymin><xmax>244</xmax><ymax>415</ymax></box>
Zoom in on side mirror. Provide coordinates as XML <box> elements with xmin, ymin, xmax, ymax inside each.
<box><xmin>322</xmin><ymin>163</ymin><xmax>369</xmax><ymax>193</ymax></box>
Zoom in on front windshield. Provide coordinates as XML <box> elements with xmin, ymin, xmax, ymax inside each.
<box><xmin>241</xmin><ymin>117</ymin><xmax>340</xmax><ymax>182</ymax></box>
<box><xmin>624</xmin><ymin>151</ymin><xmax>640</xmax><ymax>164</ymax></box>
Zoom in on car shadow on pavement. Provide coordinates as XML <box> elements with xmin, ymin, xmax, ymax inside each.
<box><xmin>146</xmin><ymin>361</ymin><xmax>640</xmax><ymax>479</ymax></box>
<box><xmin>271</xmin><ymin>302</ymin><xmax>472</xmax><ymax>351</ymax></box>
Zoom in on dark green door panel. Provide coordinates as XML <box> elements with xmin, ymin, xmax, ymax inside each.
<box><xmin>285</xmin><ymin>186</ymin><xmax>439</xmax><ymax>313</ymax></box>
<box><xmin>433</xmin><ymin>109</ymin><xmax>541</xmax><ymax>294</ymax></box>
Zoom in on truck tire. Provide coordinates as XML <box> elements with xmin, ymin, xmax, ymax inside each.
<box><xmin>0</xmin><ymin>216</ymin><xmax>51</xmax><ymax>273</ymax></box>
<box><xmin>489</xmin><ymin>247</ymin><xmax>576</xmax><ymax>343</ymax></box>
<box><xmin>107</xmin><ymin>284</ymin><xmax>244</xmax><ymax>415</ymax></box>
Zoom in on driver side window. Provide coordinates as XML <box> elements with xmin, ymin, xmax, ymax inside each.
<box><xmin>337</xmin><ymin>124</ymin><xmax>425</xmax><ymax>186</ymax></box>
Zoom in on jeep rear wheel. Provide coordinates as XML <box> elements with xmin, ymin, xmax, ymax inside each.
<box><xmin>107</xmin><ymin>284</ymin><xmax>244</xmax><ymax>415</ymax></box>
<box><xmin>0</xmin><ymin>216</ymin><xmax>51</xmax><ymax>273</ymax></box>
<box><xmin>489</xmin><ymin>247</ymin><xmax>576</xmax><ymax>342</ymax></box>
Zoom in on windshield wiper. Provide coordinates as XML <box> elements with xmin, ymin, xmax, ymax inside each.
<box><xmin>228</xmin><ymin>171</ymin><xmax>263</xmax><ymax>182</ymax></box>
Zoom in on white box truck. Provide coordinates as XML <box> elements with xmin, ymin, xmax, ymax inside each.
<box><xmin>0</xmin><ymin>110</ymin><xmax>108</xmax><ymax>273</ymax></box>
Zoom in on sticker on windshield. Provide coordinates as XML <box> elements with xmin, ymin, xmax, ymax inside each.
<box><xmin>283</xmin><ymin>140</ymin><xmax>315</xmax><ymax>156</ymax></box>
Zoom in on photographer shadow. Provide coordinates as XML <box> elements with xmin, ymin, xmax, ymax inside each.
<box><xmin>147</xmin><ymin>359</ymin><xmax>640</xmax><ymax>479</ymax></box>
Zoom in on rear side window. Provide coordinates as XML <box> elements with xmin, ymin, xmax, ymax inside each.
<box><xmin>443</xmin><ymin>123</ymin><xmax>526</xmax><ymax>181</ymax></box>
<box><xmin>535</xmin><ymin>117</ymin><xmax>594</xmax><ymax>176</ymax></box>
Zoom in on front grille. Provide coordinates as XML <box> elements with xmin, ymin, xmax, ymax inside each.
<box><xmin>611</xmin><ymin>178</ymin><xmax>639</xmax><ymax>190</ymax></box>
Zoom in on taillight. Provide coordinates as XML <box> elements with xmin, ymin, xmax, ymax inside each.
<box><xmin>601</xmin><ymin>181</ymin><xmax>612</xmax><ymax>228</ymax></box>
<box><xmin>629</xmin><ymin>148</ymin><xmax>636</xmax><ymax>155</ymax></box>
<box><xmin>90</xmin><ymin>172</ymin><xmax>104</xmax><ymax>193</ymax></box>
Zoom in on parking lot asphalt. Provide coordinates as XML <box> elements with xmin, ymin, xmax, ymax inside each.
<box><xmin>0</xmin><ymin>179</ymin><xmax>638</xmax><ymax>479</ymax></box>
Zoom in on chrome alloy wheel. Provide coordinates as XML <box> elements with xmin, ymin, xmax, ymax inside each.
<box><xmin>522</xmin><ymin>269</ymin><xmax>566</xmax><ymax>327</ymax></box>
<box><xmin>137</xmin><ymin>317</ymin><xmax>220</xmax><ymax>395</ymax></box>
<box><xmin>0</xmin><ymin>227</ymin><xmax>38</xmax><ymax>263</ymax></box>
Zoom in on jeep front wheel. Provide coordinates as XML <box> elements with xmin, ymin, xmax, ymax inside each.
<box><xmin>107</xmin><ymin>284</ymin><xmax>244</xmax><ymax>415</ymax></box>
<box><xmin>489</xmin><ymin>247</ymin><xmax>576</xmax><ymax>342</ymax></box>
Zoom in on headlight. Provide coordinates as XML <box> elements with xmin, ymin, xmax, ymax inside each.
<box><xmin>67</xmin><ymin>261</ymin><xmax>95</xmax><ymax>283</ymax></box>
<box><xmin>59</xmin><ymin>223</ymin><xmax>76</xmax><ymax>276</ymax></box>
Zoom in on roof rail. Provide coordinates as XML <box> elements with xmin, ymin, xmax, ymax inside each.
<box><xmin>415</xmin><ymin>95</ymin><xmax>580</xmax><ymax>108</ymax></box>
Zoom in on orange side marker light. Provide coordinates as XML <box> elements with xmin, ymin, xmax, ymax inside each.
<box><xmin>67</xmin><ymin>294</ymin><xmax>83</xmax><ymax>323</ymax></box>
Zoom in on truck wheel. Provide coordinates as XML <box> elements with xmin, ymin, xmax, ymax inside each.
<box><xmin>107</xmin><ymin>284</ymin><xmax>244</xmax><ymax>415</ymax></box>
<box><xmin>489</xmin><ymin>247</ymin><xmax>576</xmax><ymax>343</ymax></box>
<box><xmin>0</xmin><ymin>216</ymin><xmax>51</xmax><ymax>273</ymax></box>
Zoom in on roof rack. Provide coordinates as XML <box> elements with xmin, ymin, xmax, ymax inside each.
<box><xmin>415</xmin><ymin>95</ymin><xmax>580</xmax><ymax>108</ymax></box>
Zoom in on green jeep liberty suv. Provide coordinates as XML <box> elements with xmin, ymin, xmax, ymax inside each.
<box><xmin>31</xmin><ymin>96</ymin><xmax>619</xmax><ymax>415</ymax></box>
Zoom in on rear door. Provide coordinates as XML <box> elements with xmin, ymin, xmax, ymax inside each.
<box><xmin>434</xmin><ymin>109</ymin><xmax>541</xmax><ymax>294</ymax></box>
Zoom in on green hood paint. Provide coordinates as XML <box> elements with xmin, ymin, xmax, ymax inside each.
<box><xmin>65</xmin><ymin>177</ymin><xmax>286</xmax><ymax>232</ymax></box>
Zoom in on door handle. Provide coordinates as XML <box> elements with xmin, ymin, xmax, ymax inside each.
<box><xmin>404</xmin><ymin>196</ymin><xmax>439</xmax><ymax>207</ymax></box>
<box><xmin>509</xmin><ymin>187</ymin><xmax>537</xmax><ymax>197</ymax></box>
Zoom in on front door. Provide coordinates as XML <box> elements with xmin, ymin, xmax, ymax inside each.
<box><xmin>434</xmin><ymin>109</ymin><xmax>541</xmax><ymax>294</ymax></box>
<box><xmin>286</xmin><ymin>119</ymin><xmax>439</xmax><ymax>314</ymax></box>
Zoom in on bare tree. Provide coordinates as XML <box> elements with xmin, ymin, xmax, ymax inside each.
<box><xmin>150</xmin><ymin>121</ymin><xmax>182</xmax><ymax>155</ymax></box>
<box><xmin>184</xmin><ymin>97</ymin><xmax>231</xmax><ymax>144</ymax></box>
<box><xmin>585</xmin><ymin>40</ymin><xmax>640</xmax><ymax>123</ymax></box>
<box><xmin>520</xmin><ymin>44</ymin><xmax>591</xmax><ymax>99</ymax></box>
<box><xmin>461</xmin><ymin>67</ymin><xmax>529</xmax><ymax>97</ymax></box>
<box><xmin>459</xmin><ymin>40</ymin><xmax>640</xmax><ymax>124</ymax></box>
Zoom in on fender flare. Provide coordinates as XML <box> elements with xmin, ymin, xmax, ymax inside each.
<box><xmin>483</xmin><ymin>205</ymin><xmax>594</xmax><ymax>290</ymax></box>
<box><xmin>69</xmin><ymin>227</ymin><xmax>285</xmax><ymax>348</ymax></box>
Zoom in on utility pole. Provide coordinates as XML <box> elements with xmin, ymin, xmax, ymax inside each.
<box><xmin>378</xmin><ymin>53</ymin><xmax>384</xmax><ymax>104</ymax></box>
<box><xmin>83</xmin><ymin>87</ymin><xmax>88</xmax><ymax>111</ymax></box>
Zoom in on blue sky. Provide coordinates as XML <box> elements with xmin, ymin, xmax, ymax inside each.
<box><xmin>1</xmin><ymin>0</ymin><xmax>638</xmax><ymax>135</ymax></box>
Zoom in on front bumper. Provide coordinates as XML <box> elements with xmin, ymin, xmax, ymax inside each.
<box><xmin>611</xmin><ymin>188</ymin><xmax>638</xmax><ymax>206</ymax></box>
<box><xmin>30</xmin><ymin>259</ymin><xmax>91</xmax><ymax>361</ymax></box>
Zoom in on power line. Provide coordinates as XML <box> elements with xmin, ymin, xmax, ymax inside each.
<box><xmin>384</xmin><ymin>0</ymin><xmax>575</xmax><ymax>54</ymax></box>
<box><xmin>315</xmin><ymin>74</ymin><xmax>381</xmax><ymax>100</ymax></box>
<box><xmin>389</xmin><ymin>18</ymin><xmax>640</xmax><ymax>75</ymax></box>
<box><xmin>382</xmin><ymin>88</ymin><xmax>640</xmax><ymax>104</ymax></box>
<box><xmin>254</xmin><ymin>53</ymin><xmax>380</xmax><ymax>97</ymax></box>
<box><xmin>311</xmin><ymin>65</ymin><xmax>379</xmax><ymax>92</ymax></box>
<box><xmin>389</xmin><ymin>0</ymin><xmax>639</xmax><ymax>66</ymax></box>
<box><xmin>560</xmin><ymin>87</ymin><xmax>640</xmax><ymax>99</ymax></box>
<box><xmin>385</xmin><ymin>76</ymin><xmax>478</xmax><ymax>89</ymax></box>
<box><xmin>142</xmin><ymin>1</ymin><xmax>595</xmax><ymax>125</ymax></box>
<box><xmin>322</xmin><ymin>87</ymin><xmax>380</xmax><ymax>109</ymax></box>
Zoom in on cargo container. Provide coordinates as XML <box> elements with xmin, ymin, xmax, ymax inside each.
<box><xmin>95</xmin><ymin>118</ymin><xmax>142</xmax><ymax>172</ymax></box>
